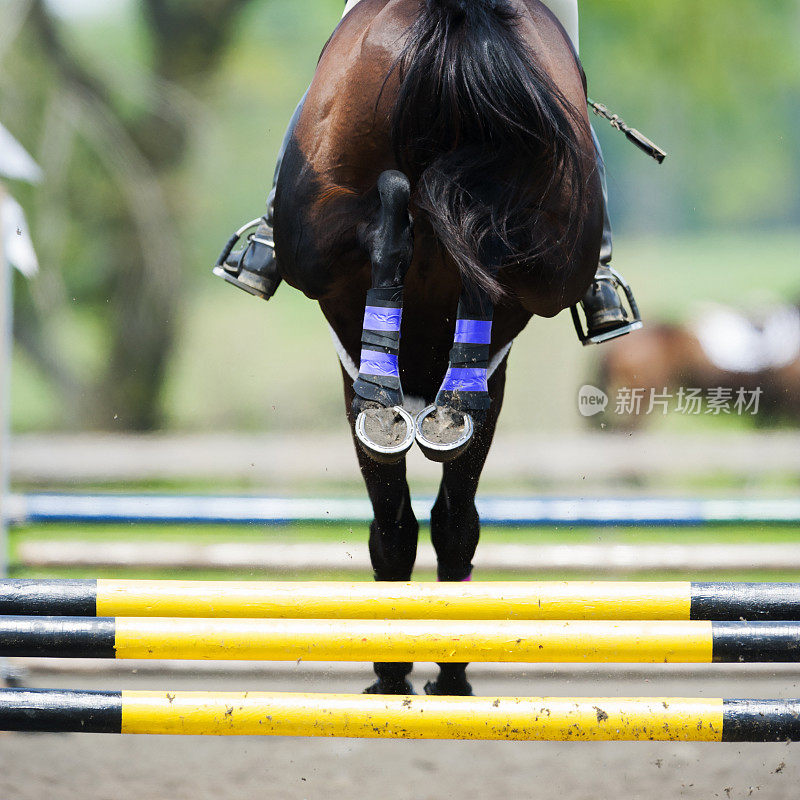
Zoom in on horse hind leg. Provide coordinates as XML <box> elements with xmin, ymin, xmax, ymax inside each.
<box><xmin>425</xmin><ymin>358</ymin><xmax>508</xmax><ymax>696</ymax></box>
<box><xmin>357</xmin><ymin>449</ymin><xmax>418</xmax><ymax>696</ymax></box>
<box><xmin>351</xmin><ymin>170</ymin><xmax>415</xmax><ymax>464</ymax></box>
<box><xmin>415</xmin><ymin>282</ymin><xmax>493</xmax><ymax>462</ymax></box>
<box><xmin>347</xmin><ymin>170</ymin><xmax>418</xmax><ymax>693</ymax></box>
<box><xmin>343</xmin><ymin>371</ymin><xmax>419</xmax><ymax>696</ymax></box>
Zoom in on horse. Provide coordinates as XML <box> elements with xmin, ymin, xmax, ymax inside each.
<box><xmin>597</xmin><ymin>303</ymin><xmax>800</xmax><ymax>430</ymax></box>
<box><xmin>273</xmin><ymin>0</ymin><xmax>602</xmax><ymax>695</ymax></box>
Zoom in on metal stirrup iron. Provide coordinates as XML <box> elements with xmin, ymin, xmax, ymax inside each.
<box><xmin>212</xmin><ymin>217</ymin><xmax>278</xmax><ymax>300</ymax></box>
<box><xmin>571</xmin><ymin>266</ymin><xmax>643</xmax><ymax>345</ymax></box>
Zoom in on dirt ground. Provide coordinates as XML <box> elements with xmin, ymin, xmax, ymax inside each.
<box><xmin>2</xmin><ymin>665</ymin><xmax>800</xmax><ymax>800</ymax></box>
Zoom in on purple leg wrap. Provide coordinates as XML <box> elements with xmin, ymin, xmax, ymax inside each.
<box><xmin>435</xmin><ymin>300</ymin><xmax>493</xmax><ymax>412</ymax></box>
<box><xmin>353</xmin><ymin>286</ymin><xmax>404</xmax><ymax>407</ymax></box>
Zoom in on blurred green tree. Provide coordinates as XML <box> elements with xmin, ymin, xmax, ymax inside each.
<box><xmin>580</xmin><ymin>0</ymin><xmax>800</xmax><ymax>229</ymax></box>
<box><xmin>4</xmin><ymin>0</ymin><xmax>260</xmax><ymax>429</ymax></box>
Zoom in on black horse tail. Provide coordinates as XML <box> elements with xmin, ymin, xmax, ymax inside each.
<box><xmin>391</xmin><ymin>0</ymin><xmax>589</xmax><ymax>301</ymax></box>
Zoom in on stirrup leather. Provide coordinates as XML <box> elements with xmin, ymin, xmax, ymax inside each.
<box><xmin>571</xmin><ymin>266</ymin><xmax>643</xmax><ymax>345</ymax></box>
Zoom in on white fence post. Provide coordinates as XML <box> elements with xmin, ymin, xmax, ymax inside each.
<box><xmin>0</xmin><ymin>185</ymin><xmax>9</xmax><ymax>577</ymax></box>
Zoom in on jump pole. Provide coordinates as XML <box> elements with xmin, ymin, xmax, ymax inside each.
<box><xmin>2</xmin><ymin>689</ymin><xmax>800</xmax><ymax>741</ymax></box>
<box><xmin>4</xmin><ymin>579</ymin><xmax>800</xmax><ymax>621</ymax></box>
<box><xmin>12</xmin><ymin>493</ymin><xmax>800</xmax><ymax>526</ymax></box>
<box><xmin>2</xmin><ymin>617</ymin><xmax>800</xmax><ymax>663</ymax></box>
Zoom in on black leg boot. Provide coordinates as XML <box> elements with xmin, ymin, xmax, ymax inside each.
<box><xmin>212</xmin><ymin>91</ymin><xmax>307</xmax><ymax>300</ymax></box>
<box><xmin>572</xmin><ymin>126</ymin><xmax>642</xmax><ymax>344</ymax></box>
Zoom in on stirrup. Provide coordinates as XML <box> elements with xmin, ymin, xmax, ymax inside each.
<box><xmin>571</xmin><ymin>266</ymin><xmax>643</xmax><ymax>345</ymax></box>
<box><xmin>212</xmin><ymin>217</ymin><xmax>278</xmax><ymax>300</ymax></box>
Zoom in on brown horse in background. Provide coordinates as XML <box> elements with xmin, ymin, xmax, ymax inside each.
<box><xmin>273</xmin><ymin>0</ymin><xmax>602</xmax><ymax>694</ymax></box>
<box><xmin>597</xmin><ymin>307</ymin><xmax>800</xmax><ymax>429</ymax></box>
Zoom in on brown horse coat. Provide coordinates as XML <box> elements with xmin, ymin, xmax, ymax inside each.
<box><xmin>275</xmin><ymin>0</ymin><xmax>601</xmax><ymax>402</ymax></box>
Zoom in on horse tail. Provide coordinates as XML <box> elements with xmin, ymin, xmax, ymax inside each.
<box><xmin>391</xmin><ymin>0</ymin><xmax>590</xmax><ymax>301</ymax></box>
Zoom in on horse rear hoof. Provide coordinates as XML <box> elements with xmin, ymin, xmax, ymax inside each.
<box><xmin>414</xmin><ymin>405</ymin><xmax>474</xmax><ymax>462</ymax></box>
<box><xmin>363</xmin><ymin>679</ymin><xmax>416</xmax><ymax>695</ymax></box>
<box><xmin>423</xmin><ymin>679</ymin><xmax>473</xmax><ymax>697</ymax></box>
<box><xmin>355</xmin><ymin>405</ymin><xmax>415</xmax><ymax>464</ymax></box>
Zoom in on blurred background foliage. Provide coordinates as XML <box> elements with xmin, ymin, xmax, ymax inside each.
<box><xmin>2</xmin><ymin>0</ymin><xmax>799</xmax><ymax>433</ymax></box>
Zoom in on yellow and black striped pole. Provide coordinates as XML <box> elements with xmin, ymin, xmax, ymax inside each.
<box><xmin>2</xmin><ymin>617</ymin><xmax>799</xmax><ymax>662</ymax></box>
<box><xmin>3</xmin><ymin>579</ymin><xmax>800</xmax><ymax>620</ymax></box>
<box><xmin>1</xmin><ymin>689</ymin><xmax>799</xmax><ymax>741</ymax></box>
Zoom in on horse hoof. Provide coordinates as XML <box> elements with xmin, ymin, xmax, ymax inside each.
<box><xmin>414</xmin><ymin>405</ymin><xmax>474</xmax><ymax>462</ymax></box>
<box><xmin>355</xmin><ymin>405</ymin><xmax>415</xmax><ymax>464</ymax></box>
<box><xmin>423</xmin><ymin>679</ymin><xmax>473</xmax><ymax>697</ymax></box>
<box><xmin>363</xmin><ymin>679</ymin><xmax>416</xmax><ymax>695</ymax></box>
